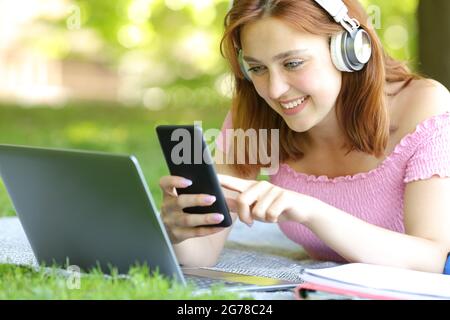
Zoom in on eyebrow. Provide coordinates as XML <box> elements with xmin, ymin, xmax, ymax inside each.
<box><xmin>243</xmin><ymin>49</ymin><xmax>308</xmax><ymax>63</ymax></box>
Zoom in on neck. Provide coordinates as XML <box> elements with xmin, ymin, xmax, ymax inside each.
<box><xmin>301</xmin><ymin>110</ymin><xmax>349</xmax><ymax>153</ymax></box>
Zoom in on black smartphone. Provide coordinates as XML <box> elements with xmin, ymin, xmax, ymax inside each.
<box><xmin>156</xmin><ymin>125</ymin><xmax>232</xmax><ymax>228</ymax></box>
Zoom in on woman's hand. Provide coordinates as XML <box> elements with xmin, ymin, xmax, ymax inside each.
<box><xmin>218</xmin><ymin>174</ymin><xmax>318</xmax><ymax>226</ymax></box>
<box><xmin>159</xmin><ymin>176</ymin><xmax>226</xmax><ymax>244</ymax></box>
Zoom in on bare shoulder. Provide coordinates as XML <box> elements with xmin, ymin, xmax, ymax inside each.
<box><xmin>394</xmin><ymin>78</ymin><xmax>450</xmax><ymax>135</ymax></box>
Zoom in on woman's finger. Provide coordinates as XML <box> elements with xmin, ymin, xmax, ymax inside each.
<box><xmin>266</xmin><ymin>192</ymin><xmax>286</xmax><ymax>223</ymax></box>
<box><xmin>235</xmin><ymin>181</ymin><xmax>272</xmax><ymax>225</ymax></box>
<box><xmin>217</xmin><ymin>174</ymin><xmax>254</xmax><ymax>193</ymax></box>
<box><xmin>172</xmin><ymin>212</ymin><xmax>225</xmax><ymax>228</ymax></box>
<box><xmin>159</xmin><ymin>175</ymin><xmax>192</xmax><ymax>196</ymax></box>
<box><xmin>251</xmin><ymin>187</ymin><xmax>282</xmax><ymax>222</ymax></box>
<box><xmin>176</xmin><ymin>193</ymin><xmax>217</xmax><ymax>209</ymax></box>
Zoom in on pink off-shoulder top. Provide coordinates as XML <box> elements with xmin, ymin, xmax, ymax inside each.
<box><xmin>216</xmin><ymin>112</ymin><xmax>450</xmax><ymax>262</ymax></box>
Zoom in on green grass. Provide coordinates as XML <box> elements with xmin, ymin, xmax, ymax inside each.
<box><xmin>0</xmin><ymin>101</ymin><xmax>240</xmax><ymax>299</ymax></box>
<box><xmin>0</xmin><ymin>264</ymin><xmax>241</xmax><ymax>299</ymax></box>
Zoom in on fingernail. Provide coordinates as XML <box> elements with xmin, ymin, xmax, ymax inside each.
<box><xmin>246</xmin><ymin>221</ymin><xmax>253</xmax><ymax>227</ymax></box>
<box><xmin>182</xmin><ymin>179</ymin><xmax>192</xmax><ymax>187</ymax></box>
<box><xmin>212</xmin><ymin>214</ymin><xmax>224</xmax><ymax>223</ymax></box>
<box><xmin>204</xmin><ymin>196</ymin><xmax>216</xmax><ymax>204</ymax></box>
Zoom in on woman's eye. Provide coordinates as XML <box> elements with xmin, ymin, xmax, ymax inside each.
<box><xmin>285</xmin><ymin>61</ymin><xmax>304</xmax><ymax>69</ymax></box>
<box><xmin>248</xmin><ymin>66</ymin><xmax>266</xmax><ymax>75</ymax></box>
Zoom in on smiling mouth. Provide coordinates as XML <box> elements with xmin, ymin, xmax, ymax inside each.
<box><xmin>279</xmin><ymin>96</ymin><xmax>309</xmax><ymax>109</ymax></box>
<box><xmin>278</xmin><ymin>95</ymin><xmax>310</xmax><ymax>116</ymax></box>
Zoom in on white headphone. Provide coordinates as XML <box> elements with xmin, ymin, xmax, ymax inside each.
<box><xmin>317</xmin><ymin>0</ymin><xmax>372</xmax><ymax>72</ymax></box>
<box><xmin>235</xmin><ymin>0</ymin><xmax>372</xmax><ymax>81</ymax></box>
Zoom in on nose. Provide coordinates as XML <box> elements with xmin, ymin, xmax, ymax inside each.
<box><xmin>267</xmin><ymin>70</ymin><xmax>290</xmax><ymax>100</ymax></box>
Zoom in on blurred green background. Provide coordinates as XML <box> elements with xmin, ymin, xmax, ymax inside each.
<box><xmin>0</xmin><ymin>0</ymin><xmax>444</xmax><ymax>217</ymax></box>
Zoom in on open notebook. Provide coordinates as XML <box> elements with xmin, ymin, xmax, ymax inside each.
<box><xmin>296</xmin><ymin>263</ymin><xmax>450</xmax><ymax>300</ymax></box>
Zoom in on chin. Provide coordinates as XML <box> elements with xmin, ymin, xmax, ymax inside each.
<box><xmin>283</xmin><ymin>117</ymin><xmax>313</xmax><ymax>133</ymax></box>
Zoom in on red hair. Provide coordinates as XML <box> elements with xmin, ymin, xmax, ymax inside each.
<box><xmin>220</xmin><ymin>0</ymin><xmax>419</xmax><ymax>177</ymax></box>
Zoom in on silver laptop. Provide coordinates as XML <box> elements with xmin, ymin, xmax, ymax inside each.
<box><xmin>0</xmin><ymin>144</ymin><xmax>297</xmax><ymax>292</ymax></box>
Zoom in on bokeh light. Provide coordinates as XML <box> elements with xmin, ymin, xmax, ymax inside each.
<box><xmin>128</xmin><ymin>0</ymin><xmax>154</xmax><ymax>24</ymax></box>
<box><xmin>118</xmin><ymin>24</ymin><xmax>144</xmax><ymax>48</ymax></box>
<box><xmin>164</xmin><ymin>0</ymin><xmax>190</xmax><ymax>11</ymax></box>
<box><xmin>143</xmin><ymin>87</ymin><xmax>169</xmax><ymax>110</ymax></box>
<box><xmin>214</xmin><ymin>73</ymin><xmax>234</xmax><ymax>99</ymax></box>
<box><xmin>0</xmin><ymin>0</ymin><xmax>426</xmax><ymax>107</ymax></box>
<box><xmin>384</xmin><ymin>24</ymin><xmax>409</xmax><ymax>50</ymax></box>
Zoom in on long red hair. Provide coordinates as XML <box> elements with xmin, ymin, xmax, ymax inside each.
<box><xmin>220</xmin><ymin>0</ymin><xmax>419</xmax><ymax>177</ymax></box>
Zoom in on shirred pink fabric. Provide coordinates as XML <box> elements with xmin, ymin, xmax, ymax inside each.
<box><xmin>216</xmin><ymin>111</ymin><xmax>450</xmax><ymax>262</ymax></box>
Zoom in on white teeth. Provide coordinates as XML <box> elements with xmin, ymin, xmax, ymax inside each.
<box><xmin>280</xmin><ymin>96</ymin><xmax>308</xmax><ymax>109</ymax></box>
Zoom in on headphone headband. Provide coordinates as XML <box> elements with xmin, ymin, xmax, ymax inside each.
<box><xmin>314</xmin><ymin>0</ymin><xmax>348</xmax><ymax>23</ymax></box>
<box><xmin>313</xmin><ymin>0</ymin><xmax>360</xmax><ymax>33</ymax></box>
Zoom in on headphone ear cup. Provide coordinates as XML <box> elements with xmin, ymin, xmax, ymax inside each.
<box><xmin>330</xmin><ymin>32</ymin><xmax>353</xmax><ymax>72</ymax></box>
<box><xmin>347</xmin><ymin>29</ymin><xmax>372</xmax><ymax>68</ymax></box>
<box><xmin>238</xmin><ymin>49</ymin><xmax>252</xmax><ymax>82</ymax></box>
<box><xmin>331</xmin><ymin>29</ymin><xmax>371</xmax><ymax>72</ymax></box>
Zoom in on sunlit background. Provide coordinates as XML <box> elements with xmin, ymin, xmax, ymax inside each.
<box><xmin>0</xmin><ymin>0</ymin><xmax>445</xmax><ymax>216</ymax></box>
<box><xmin>0</xmin><ymin>0</ymin><xmax>422</xmax><ymax>108</ymax></box>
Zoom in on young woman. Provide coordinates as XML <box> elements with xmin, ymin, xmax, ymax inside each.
<box><xmin>159</xmin><ymin>0</ymin><xmax>450</xmax><ymax>273</ymax></box>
